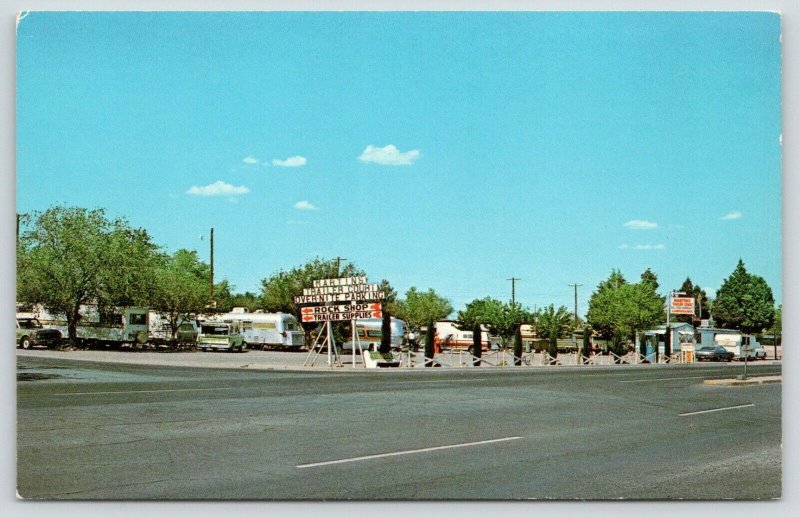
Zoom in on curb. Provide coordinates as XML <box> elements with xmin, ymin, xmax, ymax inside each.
<box><xmin>704</xmin><ymin>376</ymin><xmax>781</xmax><ymax>386</ymax></box>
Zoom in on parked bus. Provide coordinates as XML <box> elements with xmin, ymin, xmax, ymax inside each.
<box><xmin>218</xmin><ymin>308</ymin><xmax>305</xmax><ymax>350</ymax></box>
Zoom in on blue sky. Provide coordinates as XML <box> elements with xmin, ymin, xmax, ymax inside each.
<box><xmin>16</xmin><ymin>11</ymin><xmax>782</xmax><ymax>317</ymax></box>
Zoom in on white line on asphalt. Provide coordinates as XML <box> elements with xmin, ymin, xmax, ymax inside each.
<box><xmin>679</xmin><ymin>403</ymin><xmax>755</xmax><ymax>417</ymax></box>
<box><xmin>54</xmin><ymin>387</ymin><xmax>237</xmax><ymax>396</ymax></box>
<box><xmin>392</xmin><ymin>378</ymin><xmax>489</xmax><ymax>384</ymax></box>
<box><xmin>620</xmin><ymin>376</ymin><xmax>706</xmax><ymax>383</ymax></box>
<box><xmin>296</xmin><ymin>436</ymin><xmax>522</xmax><ymax>469</ymax></box>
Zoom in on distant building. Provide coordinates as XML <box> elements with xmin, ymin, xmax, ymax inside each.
<box><xmin>640</xmin><ymin>322</ymin><xmax>696</xmax><ymax>355</ymax></box>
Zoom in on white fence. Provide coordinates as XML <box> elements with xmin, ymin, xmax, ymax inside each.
<box><xmin>393</xmin><ymin>349</ymin><xmax>698</xmax><ymax>368</ymax></box>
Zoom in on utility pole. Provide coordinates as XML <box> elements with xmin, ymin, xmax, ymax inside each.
<box><xmin>568</xmin><ymin>283</ymin><xmax>583</xmax><ymax>326</ymax></box>
<box><xmin>331</xmin><ymin>257</ymin><xmax>347</xmax><ymax>276</ymax></box>
<box><xmin>507</xmin><ymin>277</ymin><xmax>521</xmax><ymax>306</ymax></box>
<box><xmin>209</xmin><ymin>227</ymin><xmax>215</xmax><ymax>304</ymax></box>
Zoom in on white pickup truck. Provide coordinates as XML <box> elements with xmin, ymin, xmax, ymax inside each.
<box><xmin>197</xmin><ymin>321</ymin><xmax>246</xmax><ymax>352</ymax></box>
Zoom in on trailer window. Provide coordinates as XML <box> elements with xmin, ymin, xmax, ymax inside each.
<box><xmin>286</xmin><ymin>322</ymin><xmax>296</xmax><ymax>331</ymax></box>
<box><xmin>366</xmin><ymin>330</ymin><xmax>382</xmax><ymax>338</ymax></box>
<box><xmin>201</xmin><ymin>325</ymin><xmax>230</xmax><ymax>336</ymax></box>
<box><xmin>100</xmin><ymin>311</ymin><xmax>123</xmax><ymax>325</ymax></box>
<box><xmin>17</xmin><ymin>318</ymin><xmax>42</xmax><ymax>329</ymax></box>
<box><xmin>129</xmin><ymin>313</ymin><xmax>147</xmax><ymax>326</ymax></box>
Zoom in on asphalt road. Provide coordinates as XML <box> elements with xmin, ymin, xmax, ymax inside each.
<box><xmin>16</xmin><ymin>356</ymin><xmax>782</xmax><ymax>500</ymax></box>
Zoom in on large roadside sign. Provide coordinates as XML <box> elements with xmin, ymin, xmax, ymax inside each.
<box><xmin>296</xmin><ymin>276</ymin><xmax>386</xmax><ymax>318</ymax></box>
<box><xmin>293</xmin><ymin>291</ymin><xmax>386</xmax><ymax>304</ymax></box>
<box><xmin>300</xmin><ymin>303</ymin><xmax>383</xmax><ymax>322</ymax></box>
<box><xmin>312</xmin><ymin>276</ymin><xmax>367</xmax><ymax>288</ymax></box>
<box><xmin>302</xmin><ymin>283</ymin><xmax>382</xmax><ymax>296</ymax></box>
<box><xmin>670</xmin><ymin>297</ymin><xmax>695</xmax><ymax>315</ymax></box>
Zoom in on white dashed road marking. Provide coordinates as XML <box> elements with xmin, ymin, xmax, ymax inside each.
<box><xmin>679</xmin><ymin>403</ymin><xmax>754</xmax><ymax>417</ymax></box>
<box><xmin>296</xmin><ymin>436</ymin><xmax>523</xmax><ymax>468</ymax></box>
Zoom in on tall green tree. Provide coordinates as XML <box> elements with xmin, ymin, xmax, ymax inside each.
<box><xmin>456</xmin><ymin>297</ymin><xmax>530</xmax><ymax>348</ymax></box>
<box><xmin>213</xmin><ymin>280</ymin><xmax>260</xmax><ymax>313</ymax></box>
<box><xmin>150</xmin><ymin>249</ymin><xmax>209</xmax><ymax>340</ymax></box>
<box><xmin>713</xmin><ymin>259</ymin><xmax>775</xmax><ymax>334</ymax></box>
<box><xmin>581</xmin><ymin>325</ymin><xmax>592</xmax><ymax>359</ymax></box>
<box><xmin>379</xmin><ymin>309</ymin><xmax>392</xmax><ymax>354</ymax></box>
<box><xmin>472</xmin><ymin>323</ymin><xmax>482</xmax><ymax>366</ymax></box>
<box><xmin>17</xmin><ymin>206</ymin><xmax>160</xmax><ymax>345</ymax></box>
<box><xmin>536</xmin><ymin>304</ymin><xmax>572</xmax><ymax>358</ymax></box>
<box><xmin>587</xmin><ymin>269</ymin><xmax>664</xmax><ymax>342</ymax></box>
<box><xmin>259</xmin><ymin>257</ymin><xmax>394</xmax><ymax>346</ymax></box>
<box><xmin>424</xmin><ymin>318</ymin><xmax>435</xmax><ymax>366</ymax></box>
<box><xmin>391</xmin><ymin>287</ymin><xmax>453</xmax><ymax>331</ymax></box>
<box><xmin>512</xmin><ymin>325</ymin><xmax>523</xmax><ymax>366</ymax></box>
<box><xmin>673</xmin><ymin>277</ymin><xmax>711</xmax><ymax>324</ymax></box>
<box><xmin>228</xmin><ymin>291</ymin><xmax>261</xmax><ymax>313</ymax></box>
<box><xmin>259</xmin><ymin>257</ymin><xmax>366</xmax><ymax>317</ymax></box>
<box><xmin>640</xmin><ymin>268</ymin><xmax>659</xmax><ymax>290</ymax></box>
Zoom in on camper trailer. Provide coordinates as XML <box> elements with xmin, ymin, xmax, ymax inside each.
<box><xmin>714</xmin><ymin>333</ymin><xmax>764</xmax><ymax>360</ymax></box>
<box><xmin>218</xmin><ymin>308</ymin><xmax>305</xmax><ymax>350</ymax></box>
<box><xmin>148</xmin><ymin>311</ymin><xmax>199</xmax><ymax>345</ymax></box>
<box><xmin>26</xmin><ymin>304</ymin><xmax>149</xmax><ymax>347</ymax></box>
<box><xmin>433</xmin><ymin>321</ymin><xmax>492</xmax><ymax>351</ymax></box>
<box><xmin>342</xmin><ymin>317</ymin><xmax>407</xmax><ymax>352</ymax></box>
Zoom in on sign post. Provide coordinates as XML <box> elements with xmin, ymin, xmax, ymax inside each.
<box><xmin>297</xmin><ymin>277</ymin><xmax>385</xmax><ymax>368</ymax></box>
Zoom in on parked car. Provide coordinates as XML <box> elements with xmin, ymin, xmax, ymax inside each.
<box><xmin>695</xmin><ymin>345</ymin><xmax>735</xmax><ymax>362</ymax></box>
<box><xmin>16</xmin><ymin>317</ymin><xmax>62</xmax><ymax>349</ymax></box>
<box><xmin>751</xmin><ymin>346</ymin><xmax>767</xmax><ymax>360</ymax></box>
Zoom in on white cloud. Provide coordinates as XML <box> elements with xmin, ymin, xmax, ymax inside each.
<box><xmin>618</xmin><ymin>244</ymin><xmax>629</xmax><ymax>249</ymax></box>
<box><xmin>186</xmin><ymin>181</ymin><xmax>250</xmax><ymax>197</ymax></box>
<box><xmin>624</xmin><ymin>219</ymin><xmax>658</xmax><ymax>230</ymax></box>
<box><xmin>242</xmin><ymin>155</ymin><xmax>260</xmax><ymax>165</ymax></box>
<box><xmin>358</xmin><ymin>144</ymin><xmax>420</xmax><ymax>165</ymax></box>
<box><xmin>272</xmin><ymin>156</ymin><xmax>307</xmax><ymax>167</ymax></box>
<box><xmin>294</xmin><ymin>200</ymin><xmax>318</xmax><ymax>210</ymax></box>
<box><xmin>634</xmin><ymin>244</ymin><xmax>666</xmax><ymax>250</ymax></box>
<box><xmin>721</xmin><ymin>211</ymin><xmax>743</xmax><ymax>220</ymax></box>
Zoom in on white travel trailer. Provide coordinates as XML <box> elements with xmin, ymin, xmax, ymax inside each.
<box><xmin>218</xmin><ymin>308</ymin><xmax>305</xmax><ymax>349</ymax></box>
<box><xmin>148</xmin><ymin>311</ymin><xmax>199</xmax><ymax>344</ymax></box>
<box><xmin>433</xmin><ymin>320</ymin><xmax>491</xmax><ymax>351</ymax></box>
<box><xmin>342</xmin><ymin>317</ymin><xmax>407</xmax><ymax>351</ymax></box>
<box><xmin>28</xmin><ymin>304</ymin><xmax>149</xmax><ymax>346</ymax></box>
<box><xmin>714</xmin><ymin>333</ymin><xmax>762</xmax><ymax>360</ymax></box>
